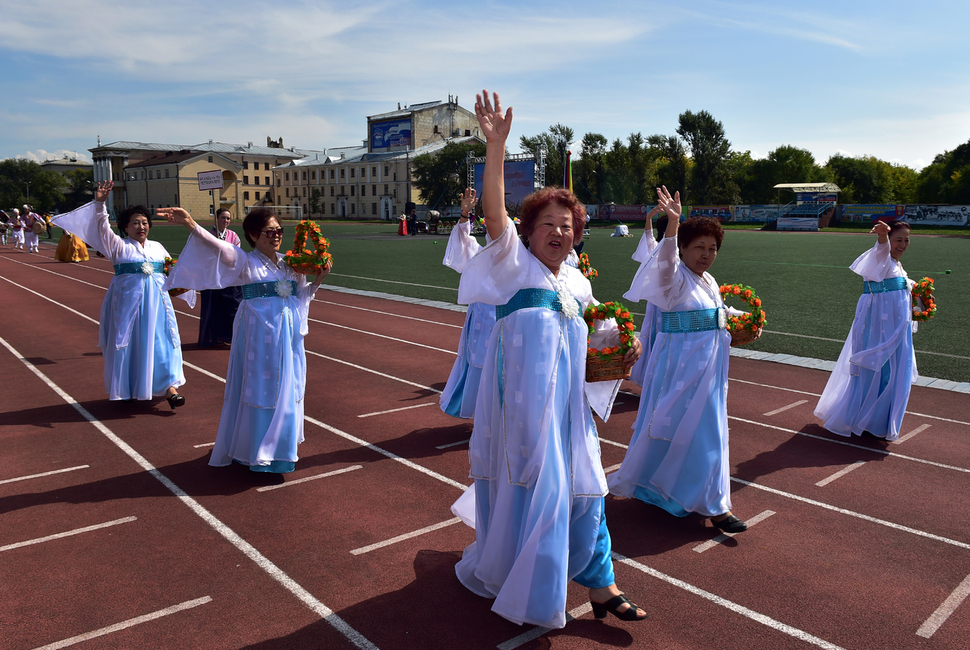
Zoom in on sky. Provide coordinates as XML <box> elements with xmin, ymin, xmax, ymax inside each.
<box><xmin>1</xmin><ymin>0</ymin><xmax>968</xmax><ymax>172</ymax></box>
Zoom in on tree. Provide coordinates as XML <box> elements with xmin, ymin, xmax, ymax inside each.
<box><xmin>646</xmin><ymin>134</ymin><xmax>689</xmax><ymax>200</ymax></box>
<box><xmin>60</xmin><ymin>168</ymin><xmax>94</xmax><ymax>212</ymax></box>
<box><xmin>824</xmin><ymin>154</ymin><xmax>895</xmax><ymax>204</ymax></box>
<box><xmin>917</xmin><ymin>139</ymin><xmax>970</xmax><ymax>204</ymax></box>
<box><xmin>309</xmin><ymin>188</ymin><xmax>322</xmax><ymax>217</ymax></box>
<box><xmin>676</xmin><ymin>110</ymin><xmax>734</xmax><ymax>204</ymax></box>
<box><xmin>410</xmin><ymin>141</ymin><xmax>485</xmax><ymax>208</ymax></box>
<box><xmin>0</xmin><ymin>159</ymin><xmax>66</xmax><ymax>213</ymax></box>
<box><xmin>572</xmin><ymin>133</ymin><xmax>608</xmax><ymax>204</ymax></box>
<box><xmin>738</xmin><ymin>145</ymin><xmax>822</xmax><ymax>204</ymax></box>
<box><xmin>520</xmin><ymin>123</ymin><xmax>574</xmax><ymax>189</ymax></box>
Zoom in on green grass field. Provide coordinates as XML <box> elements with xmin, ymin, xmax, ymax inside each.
<box><xmin>78</xmin><ymin>220</ymin><xmax>970</xmax><ymax>383</ymax></box>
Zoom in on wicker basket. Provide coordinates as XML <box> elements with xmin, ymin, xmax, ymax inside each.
<box><xmin>168</xmin><ymin>287</ymin><xmax>190</xmax><ymax>298</ymax></box>
<box><xmin>586</xmin><ymin>352</ymin><xmax>632</xmax><ymax>383</ymax></box>
<box><xmin>288</xmin><ymin>263</ymin><xmax>322</xmax><ymax>275</ymax></box>
<box><xmin>729</xmin><ymin>326</ymin><xmax>761</xmax><ymax>347</ymax></box>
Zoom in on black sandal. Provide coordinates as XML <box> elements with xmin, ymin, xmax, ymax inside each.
<box><xmin>711</xmin><ymin>513</ymin><xmax>747</xmax><ymax>533</ymax></box>
<box><xmin>166</xmin><ymin>393</ymin><xmax>185</xmax><ymax>410</ymax></box>
<box><xmin>591</xmin><ymin>594</ymin><xmax>648</xmax><ymax>621</ymax></box>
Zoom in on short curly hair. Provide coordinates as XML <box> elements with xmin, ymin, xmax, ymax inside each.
<box><xmin>118</xmin><ymin>205</ymin><xmax>152</xmax><ymax>236</ymax></box>
<box><xmin>678</xmin><ymin>216</ymin><xmax>724</xmax><ymax>252</ymax></box>
<box><xmin>242</xmin><ymin>207</ymin><xmax>279</xmax><ymax>247</ymax></box>
<box><xmin>518</xmin><ymin>187</ymin><xmax>586</xmax><ymax>247</ymax></box>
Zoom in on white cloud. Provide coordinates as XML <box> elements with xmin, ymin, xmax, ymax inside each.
<box><xmin>17</xmin><ymin>149</ymin><xmax>91</xmax><ymax>163</ymax></box>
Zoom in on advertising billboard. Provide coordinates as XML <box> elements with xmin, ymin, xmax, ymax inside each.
<box><xmin>473</xmin><ymin>161</ymin><xmax>536</xmax><ymax>208</ymax></box>
<box><xmin>370</xmin><ymin>118</ymin><xmax>412</xmax><ymax>149</ymax></box>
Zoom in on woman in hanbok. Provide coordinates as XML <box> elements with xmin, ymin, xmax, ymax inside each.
<box><xmin>814</xmin><ymin>220</ymin><xmax>917</xmax><ymax>441</ymax></box>
<box><xmin>54</xmin><ymin>229</ymin><xmax>89</xmax><ymax>262</ymax></box>
<box><xmin>197</xmin><ymin>208</ymin><xmax>243</xmax><ymax>347</ymax></box>
<box><xmin>439</xmin><ymin>188</ymin><xmax>496</xmax><ymax>419</ymax></box>
<box><xmin>11</xmin><ymin>209</ymin><xmax>25</xmax><ymax>249</ymax></box>
<box><xmin>453</xmin><ymin>90</ymin><xmax>647</xmax><ymax>629</ymax></box>
<box><xmin>626</xmin><ymin>205</ymin><xmax>665</xmax><ymax>387</ymax></box>
<box><xmin>609</xmin><ymin>199</ymin><xmax>754</xmax><ymax>534</ymax></box>
<box><xmin>51</xmin><ymin>181</ymin><xmax>187</xmax><ymax>407</ymax></box>
<box><xmin>160</xmin><ymin>206</ymin><xmax>331</xmax><ymax>473</ymax></box>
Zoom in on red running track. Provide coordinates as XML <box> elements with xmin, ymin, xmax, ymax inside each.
<box><xmin>1</xmin><ymin>242</ymin><xmax>969</xmax><ymax>650</ymax></box>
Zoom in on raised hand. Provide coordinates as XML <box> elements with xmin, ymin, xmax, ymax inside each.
<box><xmin>95</xmin><ymin>181</ymin><xmax>113</xmax><ymax>203</ymax></box>
<box><xmin>870</xmin><ymin>220</ymin><xmax>890</xmax><ymax>235</ymax></box>
<box><xmin>156</xmin><ymin>207</ymin><xmax>197</xmax><ymax>231</ymax></box>
<box><xmin>656</xmin><ymin>186</ymin><xmax>682</xmax><ymax>221</ymax></box>
<box><xmin>475</xmin><ymin>90</ymin><xmax>512</xmax><ymax>143</ymax></box>
<box><xmin>460</xmin><ymin>188</ymin><xmax>478</xmax><ymax>216</ymax></box>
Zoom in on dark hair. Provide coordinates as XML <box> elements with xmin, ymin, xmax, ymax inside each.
<box><xmin>655</xmin><ymin>214</ymin><xmax>669</xmax><ymax>242</ymax></box>
<box><xmin>519</xmin><ymin>187</ymin><xmax>586</xmax><ymax>247</ymax></box>
<box><xmin>888</xmin><ymin>220</ymin><xmax>911</xmax><ymax>235</ymax></box>
<box><xmin>678</xmin><ymin>216</ymin><xmax>724</xmax><ymax>252</ymax></box>
<box><xmin>242</xmin><ymin>208</ymin><xmax>278</xmax><ymax>246</ymax></box>
<box><xmin>216</xmin><ymin>208</ymin><xmax>232</xmax><ymax>220</ymax></box>
<box><xmin>118</xmin><ymin>205</ymin><xmax>151</xmax><ymax>236</ymax></box>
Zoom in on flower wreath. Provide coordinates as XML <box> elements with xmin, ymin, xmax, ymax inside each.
<box><xmin>718</xmin><ymin>283</ymin><xmax>767</xmax><ymax>332</ymax></box>
<box><xmin>284</xmin><ymin>220</ymin><xmax>332</xmax><ymax>275</ymax></box>
<box><xmin>911</xmin><ymin>277</ymin><xmax>937</xmax><ymax>321</ymax></box>
<box><xmin>162</xmin><ymin>256</ymin><xmax>189</xmax><ymax>297</ymax></box>
<box><xmin>585</xmin><ymin>301</ymin><xmax>635</xmax><ymax>360</ymax></box>
<box><xmin>578</xmin><ymin>252</ymin><xmax>598</xmax><ymax>280</ymax></box>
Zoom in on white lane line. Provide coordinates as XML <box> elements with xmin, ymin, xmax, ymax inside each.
<box><xmin>599</xmin><ymin>437</ymin><xmax>629</xmax><ymax>449</ymax></box>
<box><xmin>1</xmin><ymin>517</ymin><xmax>137</xmax><ymax>553</ymax></box>
<box><xmin>314</xmin><ymin>298</ymin><xmax>463</xmax><ymax>329</ymax></box>
<box><xmin>193</xmin><ymin>442</ymin><xmax>215</xmax><ymax>448</ymax></box>
<box><xmin>614</xmin><ymin>552</ymin><xmax>847</xmax><ymax>650</ymax></box>
<box><xmin>730</xmin><ymin>378</ymin><xmax>970</xmax><ymax>426</ymax></box>
<box><xmin>328</xmin><ymin>272</ymin><xmax>457</xmax><ymax>292</ymax></box>
<box><xmin>0</xmin><ymin>336</ymin><xmax>378</xmax><ymax>650</ymax></box>
<box><xmin>350</xmin><ymin>517</ymin><xmax>462</xmax><ymax>555</ymax></box>
<box><xmin>0</xmin><ymin>274</ymin><xmax>100</xmax><ymax>325</ymax></box>
<box><xmin>0</xmin><ymin>465</ymin><xmax>89</xmax><ymax>486</ymax></box>
<box><xmin>731</xmin><ymin>478</ymin><xmax>970</xmax><ymax>551</ymax></box>
<box><xmin>358</xmin><ymin>402</ymin><xmax>437</xmax><ymax>419</ymax></box>
<box><xmin>496</xmin><ymin>603</ymin><xmax>590</xmax><ymax>649</ymax></box>
<box><xmin>603</xmin><ymin>463</ymin><xmax>622</xmax><ymax>473</ymax></box>
<box><xmin>435</xmin><ymin>439</ymin><xmax>469</xmax><ymax>450</ymax></box>
<box><xmin>916</xmin><ymin>573</ymin><xmax>970</xmax><ymax>638</ymax></box>
<box><xmin>894</xmin><ymin>423</ymin><xmax>932</xmax><ymax>445</ymax></box>
<box><xmin>815</xmin><ymin>461</ymin><xmax>868</xmax><ymax>487</ymax></box>
<box><xmin>32</xmin><ymin>596</ymin><xmax>213</xmax><ymax>650</ymax></box>
<box><xmin>692</xmin><ymin>510</ymin><xmax>776</xmax><ymax>553</ymax></box>
<box><xmin>1</xmin><ymin>255</ymin><xmax>110</xmax><ymax>290</ymax></box>
<box><xmin>763</xmin><ymin>399</ymin><xmax>809</xmax><ymax>417</ymax></box>
<box><xmin>730</xmin><ymin>416</ymin><xmax>970</xmax><ymax>474</ymax></box>
<box><xmin>759</xmin><ymin>329</ymin><xmax>970</xmax><ymax>361</ymax></box>
<box><xmin>313</xmin><ymin>318</ymin><xmax>456</xmax><ymax>355</ymax></box>
<box><xmin>306</xmin><ymin>349</ymin><xmax>443</xmax><ymax>394</ymax></box>
<box><xmin>257</xmin><ymin>465</ymin><xmax>363</xmax><ymax>492</ymax></box>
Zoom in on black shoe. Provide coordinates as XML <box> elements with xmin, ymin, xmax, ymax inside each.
<box><xmin>167</xmin><ymin>393</ymin><xmax>185</xmax><ymax>410</ymax></box>
<box><xmin>591</xmin><ymin>595</ymin><xmax>648</xmax><ymax>621</ymax></box>
<box><xmin>711</xmin><ymin>514</ymin><xmax>747</xmax><ymax>533</ymax></box>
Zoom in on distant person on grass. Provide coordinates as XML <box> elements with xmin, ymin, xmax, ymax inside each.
<box><xmin>439</xmin><ymin>187</ymin><xmax>496</xmax><ymax>419</ymax></box>
<box><xmin>196</xmin><ymin>208</ymin><xmax>243</xmax><ymax>348</ymax></box>
<box><xmin>51</xmin><ymin>181</ymin><xmax>188</xmax><ymax>408</ymax></box>
<box><xmin>814</xmin><ymin>220</ymin><xmax>917</xmax><ymax>441</ymax></box>
<box><xmin>159</xmin><ymin>206</ymin><xmax>331</xmax><ymax>473</ymax></box>
<box><xmin>451</xmin><ymin>89</ymin><xmax>646</xmax><ymax>629</ymax></box>
<box><xmin>608</xmin><ymin>200</ymin><xmax>758</xmax><ymax>535</ymax></box>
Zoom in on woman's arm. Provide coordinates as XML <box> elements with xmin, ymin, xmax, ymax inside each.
<box><xmin>475</xmin><ymin>90</ymin><xmax>513</xmax><ymax>242</ymax></box>
<box><xmin>659</xmin><ymin>186</ymin><xmax>682</xmax><ymax>239</ymax></box>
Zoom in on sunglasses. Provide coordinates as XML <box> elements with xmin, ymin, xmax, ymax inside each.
<box><xmin>260</xmin><ymin>227</ymin><xmax>284</xmax><ymax>238</ymax></box>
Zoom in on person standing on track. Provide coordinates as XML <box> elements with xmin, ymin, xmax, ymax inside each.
<box><xmin>23</xmin><ymin>205</ymin><xmax>42</xmax><ymax>253</ymax></box>
<box><xmin>814</xmin><ymin>220</ymin><xmax>917</xmax><ymax>441</ymax></box>
<box><xmin>439</xmin><ymin>188</ymin><xmax>496</xmax><ymax>419</ymax></box>
<box><xmin>159</xmin><ymin>205</ymin><xmax>331</xmax><ymax>473</ymax></box>
<box><xmin>11</xmin><ymin>209</ymin><xmax>25</xmax><ymax>249</ymax></box>
<box><xmin>197</xmin><ymin>208</ymin><xmax>243</xmax><ymax>348</ymax></box>
<box><xmin>51</xmin><ymin>181</ymin><xmax>188</xmax><ymax>407</ymax></box>
<box><xmin>452</xmin><ymin>89</ymin><xmax>647</xmax><ymax>629</ymax></box>
<box><xmin>608</xmin><ymin>201</ymin><xmax>757</xmax><ymax>535</ymax></box>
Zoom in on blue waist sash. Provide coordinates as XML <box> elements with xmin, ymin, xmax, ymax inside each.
<box><xmin>660</xmin><ymin>307</ymin><xmax>724</xmax><ymax>334</ymax></box>
<box><xmin>241</xmin><ymin>280</ymin><xmax>298</xmax><ymax>300</ymax></box>
<box><xmin>863</xmin><ymin>277</ymin><xmax>907</xmax><ymax>294</ymax></box>
<box><xmin>114</xmin><ymin>261</ymin><xmax>165</xmax><ymax>275</ymax></box>
<box><xmin>495</xmin><ymin>287</ymin><xmax>581</xmax><ymax>320</ymax></box>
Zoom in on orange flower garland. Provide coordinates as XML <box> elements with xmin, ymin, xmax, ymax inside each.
<box><xmin>585</xmin><ymin>301</ymin><xmax>635</xmax><ymax>360</ymax></box>
<box><xmin>718</xmin><ymin>283</ymin><xmax>767</xmax><ymax>333</ymax></box>
<box><xmin>284</xmin><ymin>220</ymin><xmax>332</xmax><ymax>275</ymax></box>
<box><xmin>163</xmin><ymin>256</ymin><xmax>189</xmax><ymax>297</ymax></box>
<box><xmin>578</xmin><ymin>252</ymin><xmax>598</xmax><ymax>280</ymax></box>
<box><xmin>911</xmin><ymin>277</ymin><xmax>937</xmax><ymax>322</ymax></box>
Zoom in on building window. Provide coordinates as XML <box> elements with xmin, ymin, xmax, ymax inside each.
<box><xmin>243</xmin><ymin>161</ymin><xmax>249</xmax><ymax>169</ymax></box>
<box><xmin>302</xmin><ymin>171</ymin><xmax>307</xmax><ymax>181</ymax></box>
<box><xmin>255</xmin><ymin>191</ymin><xmax>261</xmax><ymax>200</ymax></box>
<box><xmin>254</xmin><ymin>176</ymin><xmax>259</xmax><ymax>185</ymax></box>
<box><xmin>302</xmin><ymin>187</ymin><xmax>306</xmax><ymax>197</ymax></box>
<box><xmin>350</xmin><ymin>168</ymin><xmax>355</xmax><ymax>178</ymax></box>
<box><xmin>372</xmin><ymin>166</ymin><xmax>377</xmax><ymax>177</ymax></box>
<box><xmin>266</xmin><ymin>176</ymin><xmax>270</xmax><ymax>186</ymax></box>
<box><xmin>373</xmin><ymin>184</ymin><xmax>377</xmax><ymax>195</ymax></box>
<box><xmin>244</xmin><ymin>191</ymin><xmax>250</xmax><ymax>200</ymax></box>
<box><xmin>330</xmin><ymin>169</ymin><xmax>335</xmax><ymax>180</ymax></box>
<box><xmin>350</xmin><ymin>186</ymin><xmax>355</xmax><ymax>196</ymax></box>
<box><xmin>393</xmin><ymin>188</ymin><xmax>397</xmax><ymax>198</ymax></box>
<box><xmin>285</xmin><ymin>172</ymin><xmax>289</xmax><ymax>181</ymax></box>
<box><xmin>208</xmin><ymin>156</ymin><xmax>213</xmax><ymax>162</ymax></box>
<box><xmin>165</xmin><ymin>170</ymin><xmax>170</xmax><ymax>178</ymax></box>
<box><xmin>351</xmin><ymin>204</ymin><xmax>355</xmax><ymax>214</ymax></box>
<box><xmin>340</xmin><ymin>168</ymin><xmax>345</xmax><ymax>178</ymax></box>
<box><xmin>244</xmin><ymin>176</ymin><xmax>249</xmax><ymax>184</ymax></box>
<box><xmin>330</xmin><ymin>203</ymin><xmax>334</xmax><ymax>214</ymax></box>
<box><xmin>286</xmin><ymin>188</ymin><xmax>290</xmax><ymax>197</ymax></box>
<box><xmin>384</xmin><ymin>184</ymin><xmax>388</xmax><ymax>195</ymax></box>
<box><xmin>361</xmin><ymin>185</ymin><xmax>365</xmax><ymax>197</ymax></box>
<box><xmin>330</xmin><ymin>187</ymin><xmax>334</xmax><ymax>197</ymax></box>
<box><xmin>311</xmin><ymin>171</ymin><xmax>316</xmax><ymax>180</ymax></box>
<box><xmin>384</xmin><ymin>165</ymin><xmax>389</xmax><ymax>176</ymax></box>
<box><xmin>372</xmin><ymin>202</ymin><xmax>377</xmax><ymax>215</ymax></box>
<box><xmin>393</xmin><ymin>172</ymin><xmax>397</xmax><ymax>181</ymax></box>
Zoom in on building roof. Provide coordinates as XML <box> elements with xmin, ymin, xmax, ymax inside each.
<box><xmin>91</xmin><ymin>140</ymin><xmax>324</xmax><ymax>160</ymax></box>
<box><xmin>367</xmin><ymin>100</ymin><xmax>447</xmax><ymax>121</ymax></box>
<box><xmin>276</xmin><ymin>136</ymin><xmax>483</xmax><ymax>170</ymax></box>
<box><xmin>126</xmin><ymin>150</ymin><xmax>241</xmax><ymax>169</ymax></box>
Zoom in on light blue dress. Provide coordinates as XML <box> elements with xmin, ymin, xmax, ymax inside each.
<box><xmin>626</xmin><ymin>229</ymin><xmax>662</xmax><ymax>387</ymax></box>
<box><xmin>814</xmin><ymin>240</ymin><xmax>917</xmax><ymax>441</ymax></box>
<box><xmin>52</xmin><ymin>202</ymin><xmax>185</xmax><ymax>401</ymax></box>
<box><xmin>608</xmin><ymin>236</ymin><xmax>734</xmax><ymax>518</ymax></box>
<box><xmin>164</xmin><ymin>225</ymin><xmax>319</xmax><ymax>472</ymax></box>
<box><xmin>439</xmin><ymin>220</ymin><xmax>496</xmax><ymax>419</ymax></box>
<box><xmin>452</xmin><ymin>220</ymin><xmax>622</xmax><ymax>629</ymax></box>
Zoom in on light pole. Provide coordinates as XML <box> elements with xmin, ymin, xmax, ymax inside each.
<box><xmin>25</xmin><ymin>181</ymin><xmax>31</xmax><ymax>203</ymax></box>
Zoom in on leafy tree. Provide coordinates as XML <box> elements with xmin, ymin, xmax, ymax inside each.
<box><xmin>646</xmin><ymin>134</ymin><xmax>689</xmax><ymax>200</ymax></box>
<box><xmin>738</xmin><ymin>145</ymin><xmax>823</xmax><ymax>204</ymax></box>
<box><xmin>0</xmin><ymin>159</ymin><xmax>66</xmax><ymax>213</ymax></box>
<box><xmin>60</xmin><ymin>168</ymin><xmax>94</xmax><ymax>212</ymax></box>
<box><xmin>676</xmin><ymin>110</ymin><xmax>734</xmax><ymax>204</ymax></box>
<box><xmin>572</xmin><ymin>132</ymin><xmax>608</xmax><ymax>204</ymax></box>
<box><xmin>410</xmin><ymin>141</ymin><xmax>485</xmax><ymax>208</ymax></box>
<box><xmin>520</xmin><ymin>123</ymin><xmax>574</xmax><ymax>189</ymax></box>
<box><xmin>309</xmin><ymin>188</ymin><xmax>322</xmax><ymax>217</ymax></box>
<box><xmin>824</xmin><ymin>154</ymin><xmax>895</xmax><ymax>204</ymax></box>
<box><xmin>917</xmin><ymin>139</ymin><xmax>970</xmax><ymax>204</ymax></box>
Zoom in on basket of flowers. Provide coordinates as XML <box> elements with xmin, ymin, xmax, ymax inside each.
<box><xmin>584</xmin><ymin>301</ymin><xmax>635</xmax><ymax>382</ymax></box>
<box><xmin>719</xmin><ymin>283</ymin><xmax>766</xmax><ymax>346</ymax></box>
<box><xmin>911</xmin><ymin>277</ymin><xmax>937</xmax><ymax>322</ymax></box>
<box><xmin>284</xmin><ymin>220</ymin><xmax>332</xmax><ymax>275</ymax></box>
<box><xmin>163</xmin><ymin>256</ymin><xmax>190</xmax><ymax>297</ymax></box>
